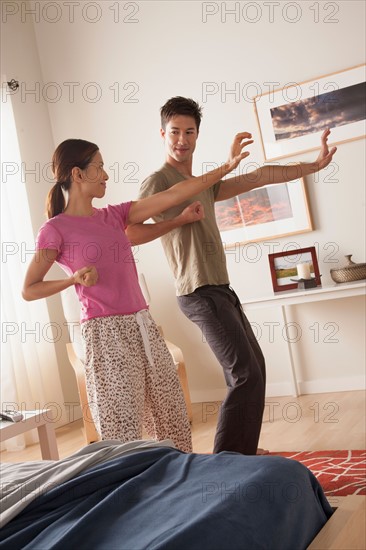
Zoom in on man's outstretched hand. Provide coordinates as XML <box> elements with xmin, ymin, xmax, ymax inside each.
<box><xmin>223</xmin><ymin>132</ymin><xmax>254</xmax><ymax>175</ymax></box>
<box><xmin>228</xmin><ymin>132</ymin><xmax>254</xmax><ymax>162</ymax></box>
<box><xmin>315</xmin><ymin>128</ymin><xmax>337</xmax><ymax>170</ymax></box>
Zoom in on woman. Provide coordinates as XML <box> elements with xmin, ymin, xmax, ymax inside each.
<box><xmin>22</xmin><ymin>138</ymin><xmax>249</xmax><ymax>452</ymax></box>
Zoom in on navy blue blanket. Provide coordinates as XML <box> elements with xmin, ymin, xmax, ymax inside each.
<box><xmin>0</xmin><ymin>447</ymin><xmax>332</xmax><ymax>549</ymax></box>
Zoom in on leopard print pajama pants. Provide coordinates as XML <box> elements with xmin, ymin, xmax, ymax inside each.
<box><xmin>81</xmin><ymin>310</ymin><xmax>192</xmax><ymax>453</ymax></box>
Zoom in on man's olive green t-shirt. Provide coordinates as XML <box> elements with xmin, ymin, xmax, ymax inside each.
<box><xmin>138</xmin><ymin>163</ymin><xmax>229</xmax><ymax>296</ymax></box>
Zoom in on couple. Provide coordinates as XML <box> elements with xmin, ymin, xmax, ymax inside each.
<box><xmin>23</xmin><ymin>96</ymin><xmax>336</xmax><ymax>455</ymax></box>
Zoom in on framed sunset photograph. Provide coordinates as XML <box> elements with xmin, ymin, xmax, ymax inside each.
<box><xmin>215</xmin><ymin>178</ymin><xmax>313</xmax><ymax>248</ymax></box>
<box><xmin>253</xmin><ymin>64</ymin><xmax>366</xmax><ymax>161</ymax></box>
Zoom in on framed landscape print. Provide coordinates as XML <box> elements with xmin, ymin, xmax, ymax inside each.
<box><xmin>268</xmin><ymin>246</ymin><xmax>321</xmax><ymax>293</ymax></box>
<box><xmin>253</xmin><ymin>64</ymin><xmax>366</xmax><ymax>161</ymax></box>
<box><xmin>215</xmin><ymin>178</ymin><xmax>312</xmax><ymax>248</ymax></box>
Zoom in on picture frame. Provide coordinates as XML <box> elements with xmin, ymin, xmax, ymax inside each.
<box><xmin>253</xmin><ymin>64</ymin><xmax>366</xmax><ymax>161</ymax></box>
<box><xmin>268</xmin><ymin>246</ymin><xmax>321</xmax><ymax>293</ymax></box>
<box><xmin>215</xmin><ymin>177</ymin><xmax>313</xmax><ymax>248</ymax></box>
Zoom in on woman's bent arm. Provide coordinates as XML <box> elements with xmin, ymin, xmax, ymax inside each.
<box><xmin>22</xmin><ymin>249</ymin><xmax>97</xmax><ymax>301</ymax></box>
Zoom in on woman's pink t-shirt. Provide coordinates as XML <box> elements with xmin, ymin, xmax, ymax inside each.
<box><xmin>36</xmin><ymin>203</ymin><xmax>147</xmax><ymax>322</ymax></box>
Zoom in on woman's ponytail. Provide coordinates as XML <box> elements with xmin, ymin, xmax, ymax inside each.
<box><xmin>46</xmin><ymin>182</ymin><xmax>66</xmax><ymax>219</ymax></box>
<box><xmin>45</xmin><ymin>138</ymin><xmax>99</xmax><ymax>219</ymax></box>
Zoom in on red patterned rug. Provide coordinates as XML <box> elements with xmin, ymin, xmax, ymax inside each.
<box><xmin>271</xmin><ymin>450</ymin><xmax>366</xmax><ymax>497</ymax></box>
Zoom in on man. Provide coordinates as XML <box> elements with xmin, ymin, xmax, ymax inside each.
<box><xmin>126</xmin><ymin>96</ymin><xmax>337</xmax><ymax>455</ymax></box>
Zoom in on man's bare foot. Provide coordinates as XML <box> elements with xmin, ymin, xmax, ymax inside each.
<box><xmin>256</xmin><ymin>448</ymin><xmax>269</xmax><ymax>455</ymax></box>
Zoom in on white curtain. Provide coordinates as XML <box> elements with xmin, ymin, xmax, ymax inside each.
<box><xmin>1</xmin><ymin>84</ymin><xmax>66</xmax><ymax>450</ymax></box>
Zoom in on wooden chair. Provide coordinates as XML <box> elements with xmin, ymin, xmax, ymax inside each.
<box><xmin>164</xmin><ymin>338</ymin><xmax>193</xmax><ymax>423</ymax></box>
<box><xmin>66</xmin><ymin>336</ymin><xmax>193</xmax><ymax>445</ymax></box>
<box><xmin>66</xmin><ymin>343</ymin><xmax>100</xmax><ymax>444</ymax></box>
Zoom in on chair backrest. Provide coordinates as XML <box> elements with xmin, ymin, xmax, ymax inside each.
<box><xmin>60</xmin><ymin>286</ymin><xmax>85</xmax><ymax>363</ymax></box>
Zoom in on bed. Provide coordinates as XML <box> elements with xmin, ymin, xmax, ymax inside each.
<box><xmin>0</xmin><ymin>439</ymin><xmax>333</xmax><ymax>549</ymax></box>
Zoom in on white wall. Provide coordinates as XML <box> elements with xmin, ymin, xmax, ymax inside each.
<box><xmin>3</xmin><ymin>0</ymin><xmax>365</xmax><ymax>404</ymax></box>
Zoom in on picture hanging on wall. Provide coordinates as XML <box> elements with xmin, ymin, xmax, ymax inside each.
<box><xmin>215</xmin><ymin>178</ymin><xmax>313</xmax><ymax>248</ymax></box>
<box><xmin>253</xmin><ymin>64</ymin><xmax>366</xmax><ymax>161</ymax></box>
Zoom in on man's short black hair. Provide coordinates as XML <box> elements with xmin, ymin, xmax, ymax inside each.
<box><xmin>160</xmin><ymin>96</ymin><xmax>203</xmax><ymax>132</ymax></box>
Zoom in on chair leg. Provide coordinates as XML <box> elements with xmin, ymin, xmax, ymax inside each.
<box><xmin>163</xmin><ymin>338</ymin><xmax>193</xmax><ymax>423</ymax></box>
<box><xmin>77</xmin><ymin>373</ymin><xmax>100</xmax><ymax>444</ymax></box>
<box><xmin>66</xmin><ymin>343</ymin><xmax>99</xmax><ymax>444</ymax></box>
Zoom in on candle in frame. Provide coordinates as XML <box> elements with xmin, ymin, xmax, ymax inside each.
<box><xmin>297</xmin><ymin>263</ymin><xmax>311</xmax><ymax>280</ymax></box>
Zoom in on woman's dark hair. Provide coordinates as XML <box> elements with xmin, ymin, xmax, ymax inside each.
<box><xmin>46</xmin><ymin>138</ymin><xmax>99</xmax><ymax>219</ymax></box>
<box><xmin>160</xmin><ymin>96</ymin><xmax>203</xmax><ymax>132</ymax></box>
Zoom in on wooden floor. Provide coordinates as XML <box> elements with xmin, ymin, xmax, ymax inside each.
<box><xmin>1</xmin><ymin>390</ymin><xmax>365</xmax><ymax>462</ymax></box>
<box><xmin>193</xmin><ymin>389</ymin><xmax>366</xmax><ymax>454</ymax></box>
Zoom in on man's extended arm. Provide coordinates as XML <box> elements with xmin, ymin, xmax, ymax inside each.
<box><xmin>216</xmin><ymin>128</ymin><xmax>337</xmax><ymax>202</ymax></box>
<box><xmin>126</xmin><ymin>200</ymin><xmax>203</xmax><ymax>245</ymax></box>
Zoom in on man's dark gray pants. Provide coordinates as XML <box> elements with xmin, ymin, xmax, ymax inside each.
<box><xmin>177</xmin><ymin>284</ymin><xmax>266</xmax><ymax>455</ymax></box>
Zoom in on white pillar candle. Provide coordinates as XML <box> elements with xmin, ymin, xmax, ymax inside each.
<box><xmin>297</xmin><ymin>263</ymin><xmax>311</xmax><ymax>280</ymax></box>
